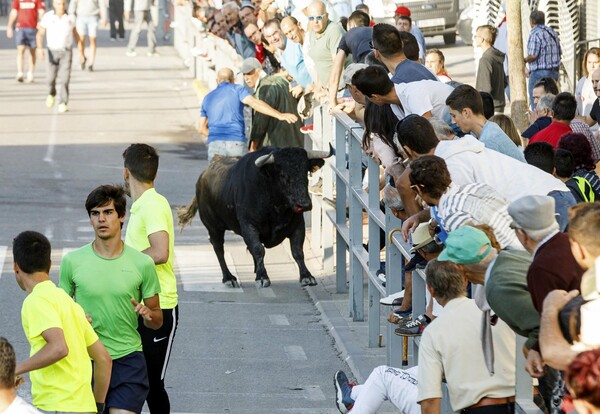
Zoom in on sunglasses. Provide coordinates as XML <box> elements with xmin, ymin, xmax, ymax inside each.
<box><xmin>308</xmin><ymin>13</ymin><xmax>326</xmax><ymax>21</ymax></box>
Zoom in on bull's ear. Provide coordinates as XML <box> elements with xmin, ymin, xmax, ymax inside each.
<box><xmin>308</xmin><ymin>159</ymin><xmax>325</xmax><ymax>173</ymax></box>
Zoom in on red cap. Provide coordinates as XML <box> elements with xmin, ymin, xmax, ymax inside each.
<box><xmin>395</xmin><ymin>6</ymin><xmax>411</xmax><ymax>16</ymax></box>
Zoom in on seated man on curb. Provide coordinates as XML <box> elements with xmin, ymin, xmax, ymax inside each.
<box><xmin>333</xmin><ymin>260</ymin><xmax>516</xmax><ymax>414</ymax></box>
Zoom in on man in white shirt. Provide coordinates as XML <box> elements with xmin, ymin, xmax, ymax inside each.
<box><xmin>36</xmin><ymin>0</ymin><xmax>76</xmax><ymax>113</ymax></box>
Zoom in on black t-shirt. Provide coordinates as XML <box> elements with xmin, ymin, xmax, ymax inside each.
<box><xmin>521</xmin><ymin>116</ymin><xmax>552</xmax><ymax>139</ymax></box>
<box><xmin>590</xmin><ymin>98</ymin><xmax>600</xmax><ymax>122</ymax></box>
<box><xmin>337</xmin><ymin>26</ymin><xmax>372</xmax><ymax>63</ymax></box>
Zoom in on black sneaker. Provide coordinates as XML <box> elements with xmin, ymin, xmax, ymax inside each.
<box><xmin>394</xmin><ymin>314</ymin><xmax>431</xmax><ymax>337</ymax></box>
<box><xmin>334</xmin><ymin>371</ymin><xmax>355</xmax><ymax>413</ymax></box>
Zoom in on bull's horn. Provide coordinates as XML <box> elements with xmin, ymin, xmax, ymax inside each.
<box><xmin>255</xmin><ymin>153</ymin><xmax>275</xmax><ymax>168</ymax></box>
<box><xmin>307</xmin><ymin>143</ymin><xmax>334</xmax><ymax>159</ymax></box>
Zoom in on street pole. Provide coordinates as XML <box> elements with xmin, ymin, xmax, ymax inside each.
<box><xmin>506</xmin><ymin>0</ymin><xmax>529</xmax><ymax>132</ymax></box>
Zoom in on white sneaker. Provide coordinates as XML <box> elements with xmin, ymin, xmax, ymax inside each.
<box><xmin>16</xmin><ymin>72</ymin><xmax>24</xmax><ymax>82</ymax></box>
<box><xmin>58</xmin><ymin>103</ymin><xmax>69</xmax><ymax>113</ymax></box>
<box><xmin>380</xmin><ymin>290</ymin><xmax>405</xmax><ymax>306</ymax></box>
<box><xmin>126</xmin><ymin>50</ymin><xmax>137</xmax><ymax>57</ymax></box>
<box><xmin>45</xmin><ymin>95</ymin><xmax>55</xmax><ymax>108</ymax></box>
<box><xmin>26</xmin><ymin>72</ymin><xmax>34</xmax><ymax>83</ymax></box>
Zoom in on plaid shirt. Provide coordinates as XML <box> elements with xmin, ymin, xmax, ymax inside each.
<box><xmin>570</xmin><ymin>119</ymin><xmax>600</xmax><ymax>163</ymax></box>
<box><xmin>527</xmin><ymin>25</ymin><xmax>562</xmax><ymax>71</ymax></box>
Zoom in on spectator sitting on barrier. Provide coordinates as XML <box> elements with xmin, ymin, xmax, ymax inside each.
<box><xmin>489</xmin><ymin>114</ymin><xmax>523</xmax><ymax>148</ymax></box>
<box><xmin>352</xmin><ymin>65</ymin><xmax>454</xmax><ymax>121</ymax></box>
<box><xmin>223</xmin><ymin>2</ymin><xmax>255</xmax><ymax>58</ymax></box>
<box><xmin>244</xmin><ymin>22</ymin><xmax>280</xmax><ymax>74</ymax></box>
<box><xmin>539</xmin><ymin>203</ymin><xmax>600</xmax><ymax>371</ymax></box>
<box><xmin>407</xmin><ymin>155</ymin><xmax>522</xmax><ymax>250</ymax></box>
<box><xmin>446</xmin><ymin>85</ymin><xmax>525</xmax><ymax>161</ymax></box>
<box><xmin>198</xmin><ymin>67</ymin><xmax>298</xmax><ymax>160</ymax></box>
<box><xmin>241</xmin><ymin>57</ymin><xmax>304</xmax><ymax>150</ymax></box>
<box><xmin>371</xmin><ymin>23</ymin><xmax>437</xmax><ymax>85</ymax></box>
<box><xmin>327</xmin><ymin>10</ymin><xmax>371</xmax><ymax>107</ymax></box>
<box><xmin>262</xmin><ymin>18</ymin><xmax>313</xmax><ymax>98</ymax></box>
<box><xmin>558</xmin><ymin>133</ymin><xmax>600</xmax><ymax>201</ymax></box>
<box><xmin>334</xmin><ymin>260</ymin><xmax>516</xmax><ymax>414</ymax></box>
<box><xmin>392</xmin><ymin>115</ymin><xmax>572</xmax><ymax>229</ymax></box>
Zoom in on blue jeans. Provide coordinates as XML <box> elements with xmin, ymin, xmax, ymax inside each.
<box><xmin>548</xmin><ymin>190</ymin><xmax>576</xmax><ymax>231</ymax></box>
<box><xmin>529</xmin><ymin>69</ymin><xmax>559</xmax><ymax>109</ymax></box>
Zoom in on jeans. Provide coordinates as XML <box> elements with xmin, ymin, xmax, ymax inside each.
<box><xmin>548</xmin><ymin>190</ymin><xmax>576</xmax><ymax>231</ymax></box>
<box><xmin>127</xmin><ymin>9</ymin><xmax>156</xmax><ymax>52</ymax></box>
<box><xmin>528</xmin><ymin>69</ymin><xmax>559</xmax><ymax>109</ymax></box>
<box><xmin>47</xmin><ymin>48</ymin><xmax>72</xmax><ymax>104</ymax></box>
<box><xmin>109</xmin><ymin>0</ymin><xmax>124</xmax><ymax>38</ymax></box>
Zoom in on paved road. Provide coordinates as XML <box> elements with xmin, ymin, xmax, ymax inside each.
<box><xmin>0</xmin><ymin>16</ymin><xmax>477</xmax><ymax>413</ymax></box>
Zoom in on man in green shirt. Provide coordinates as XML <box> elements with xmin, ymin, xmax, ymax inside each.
<box><xmin>60</xmin><ymin>184</ymin><xmax>162</xmax><ymax>414</ymax></box>
<box><xmin>123</xmin><ymin>144</ymin><xmax>177</xmax><ymax>414</ymax></box>
<box><xmin>13</xmin><ymin>230</ymin><xmax>112</xmax><ymax>414</ymax></box>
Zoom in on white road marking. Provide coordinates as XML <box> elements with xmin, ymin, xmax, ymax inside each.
<box><xmin>268</xmin><ymin>314</ymin><xmax>290</xmax><ymax>326</ymax></box>
<box><xmin>174</xmin><ymin>247</ymin><xmax>243</xmax><ymax>292</ymax></box>
<box><xmin>284</xmin><ymin>345</ymin><xmax>307</xmax><ymax>361</ymax></box>
<box><xmin>0</xmin><ymin>246</ymin><xmax>8</xmax><ymax>279</ymax></box>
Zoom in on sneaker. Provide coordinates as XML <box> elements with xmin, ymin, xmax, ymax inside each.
<box><xmin>58</xmin><ymin>103</ymin><xmax>69</xmax><ymax>113</ymax></box>
<box><xmin>146</xmin><ymin>51</ymin><xmax>159</xmax><ymax>57</ymax></box>
<box><xmin>377</xmin><ymin>269</ymin><xmax>386</xmax><ymax>285</ymax></box>
<box><xmin>45</xmin><ymin>95</ymin><xmax>55</xmax><ymax>108</ymax></box>
<box><xmin>88</xmin><ymin>65</ymin><xmax>94</xmax><ymax>72</ymax></box>
<box><xmin>394</xmin><ymin>314</ymin><xmax>431</xmax><ymax>337</ymax></box>
<box><xmin>126</xmin><ymin>50</ymin><xmax>137</xmax><ymax>57</ymax></box>
<box><xmin>392</xmin><ymin>307</ymin><xmax>412</xmax><ymax>319</ymax></box>
<box><xmin>16</xmin><ymin>72</ymin><xmax>24</xmax><ymax>82</ymax></box>
<box><xmin>110</xmin><ymin>37</ymin><xmax>116</xmax><ymax>41</ymax></box>
<box><xmin>380</xmin><ymin>290</ymin><xmax>405</xmax><ymax>306</ymax></box>
<box><xmin>25</xmin><ymin>72</ymin><xmax>34</xmax><ymax>83</ymax></box>
<box><xmin>80</xmin><ymin>57</ymin><xmax>87</xmax><ymax>70</ymax></box>
<box><xmin>300</xmin><ymin>124</ymin><xmax>314</xmax><ymax>134</ymax></box>
<box><xmin>387</xmin><ymin>310</ymin><xmax>410</xmax><ymax>325</ymax></box>
<box><xmin>334</xmin><ymin>371</ymin><xmax>354</xmax><ymax>413</ymax></box>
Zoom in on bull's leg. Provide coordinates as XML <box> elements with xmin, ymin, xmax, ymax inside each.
<box><xmin>239</xmin><ymin>225</ymin><xmax>270</xmax><ymax>288</ymax></box>
<box><xmin>208</xmin><ymin>229</ymin><xmax>239</xmax><ymax>288</ymax></box>
<box><xmin>288</xmin><ymin>220</ymin><xmax>317</xmax><ymax>287</ymax></box>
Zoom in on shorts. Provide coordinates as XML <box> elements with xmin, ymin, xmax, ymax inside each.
<box><xmin>15</xmin><ymin>28</ymin><xmax>37</xmax><ymax>47</ymax></box>
<box><xmin>105</xmin><ymin>352</ymin><xmax>149</xmax><ymax>414</ymax></box>
<box><xmin>208</xmin><ymin>140</ymin><xmax>247</xmax><ymax>162</ymax></box>
<box><xmin>76</xmin><ymin>15</ymin><xmax>99</xmax><ymax>37</ymax></box>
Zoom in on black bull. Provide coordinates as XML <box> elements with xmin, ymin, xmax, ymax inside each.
<box><xmin>177</xmin><ymin>146</ymin><xmax>333</xmax><ymax>288</ymax></box>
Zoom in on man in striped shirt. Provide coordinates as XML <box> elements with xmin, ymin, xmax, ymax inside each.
<box><xmin>525</xmin><ymin>11</ymin><xmax>561</xmax><ymax>109</ymax></box>
<box><xmin>407</xmin><ymin>155</ymin><xmax>522</xmax><ymax>251</ymax></box>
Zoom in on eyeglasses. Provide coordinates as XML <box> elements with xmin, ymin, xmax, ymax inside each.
<box><xmin>308</xmin><ymin>13</ymin><xmax>326</xmax><ymax>21</ymax></box>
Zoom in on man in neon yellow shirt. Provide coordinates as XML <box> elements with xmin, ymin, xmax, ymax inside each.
<box><xmin>123</xmin><ymin>144</ymin><xmax>178</xmax><ymax>414</ymax></box>
<box><xmin>60</xmin><ymin>185</ymin><xmax>163</xmax><ymax>414</ymax></box>
<box><xmin>12</xmin><ymin>230</ymin><xmax>112</xmax><ymax>414</ymax></box>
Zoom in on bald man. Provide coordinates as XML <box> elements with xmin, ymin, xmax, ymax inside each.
<box><xmin>198</xmin><ymin>67</ymin><xmax>298</xmax><ymax>160</ymax></box>
<box><xmin>306</xmin><ymin>0</ymin><xmax>346</xmax><ymax>97</ymax></box>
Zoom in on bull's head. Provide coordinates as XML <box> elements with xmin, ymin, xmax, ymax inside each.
<box><xmin>255</xmin><ymin>144</ymin><xmax>334</xmax><ymax>214</ymax></box>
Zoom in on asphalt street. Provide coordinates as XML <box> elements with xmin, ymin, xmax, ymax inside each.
<box><xmin>0</xmin><ymin>14</ymin><xmax>476</xmax><ymax>413</ymax></box>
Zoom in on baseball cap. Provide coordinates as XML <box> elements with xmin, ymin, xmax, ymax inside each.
<box><xmin>437</xmin><ymin>226</ymin><xmax>492</xmax><ymax>264</ymax></box>
<box><xmin>410</xmin><ymin>222</ymin><xmax>434</xmax><ymax>253</ymax></box>
<box><xmin>239</xmin><ymin>57</ymin><xmax>262</xmax><ymax>74</ymax></box>
<box><xmin>395</xmin><ymin>6</ymin><xmax>411</xmax><ymax>16</ymax></box>
<box><xmin>240</xmin><ymin>0</ymin><xmax>255</xmax><ymax>10</ymax></box>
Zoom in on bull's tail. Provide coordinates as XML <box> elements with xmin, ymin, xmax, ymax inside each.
<box><xmin>177</xmin><ymin>196</ymin><xmax>199</xmax><ymax>232</ymax></box>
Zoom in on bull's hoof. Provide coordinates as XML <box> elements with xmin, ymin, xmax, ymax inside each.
<box><xmin>255</xmin><ymin>278</ymin><xmax>271</xmax><ymax>288</ymax></box>
<box><xmin>301</xmin><ymin>276</ymin><xmax>318</xmax><ymax>287</ymax></box>
<box><xmin>224</xmin><ymin>279</ymin><xmax>240</xmax><ymax>288</ymax></box>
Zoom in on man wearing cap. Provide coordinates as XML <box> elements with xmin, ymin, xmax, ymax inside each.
<box><xmin>241</xmin><ymin>57</ymin><xmax>304</xmax><ymax>149</ymax></box>
<box><xmin>439</xmin><ymin>225</ymin><xmax>560</xmax><ymax>411</ymax></box>
<box><xmin>327</xmin><ymin>10</ymin><xmax>371</xmax><ymax>106</ymax></box>
<box><xmin>334</xmin><ymin>260</ymin><xmax>516</xmax><ymax>414</ymax></box>
<box><xmin>306</xmin><ymin>0</ymin><xmax>346</xmax><ymax>100</ymax></box>
<box><xmin>395</xmin><ymin>6</ymin><xmax>425</xmax><ymax>62</ymax></box>
<box><xmin>407</xmin><ymin>155</ymin><xmax>522</xmax><ymax>250</ymax></box>
<box><xmin>371</xmin><ymin>23</ymin><xmax>437</xmax><ymax>85</ymax></box>
<box><xmin>198</xmin><ymin>67</ymin><xmax>298</xmax><ymax>160</ymax></box>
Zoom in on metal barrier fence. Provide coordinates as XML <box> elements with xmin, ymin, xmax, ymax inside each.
<box><xmin>311</xmin><ymin>105</ymin><xmax>543</xmax><ymax>414</ymax></box>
